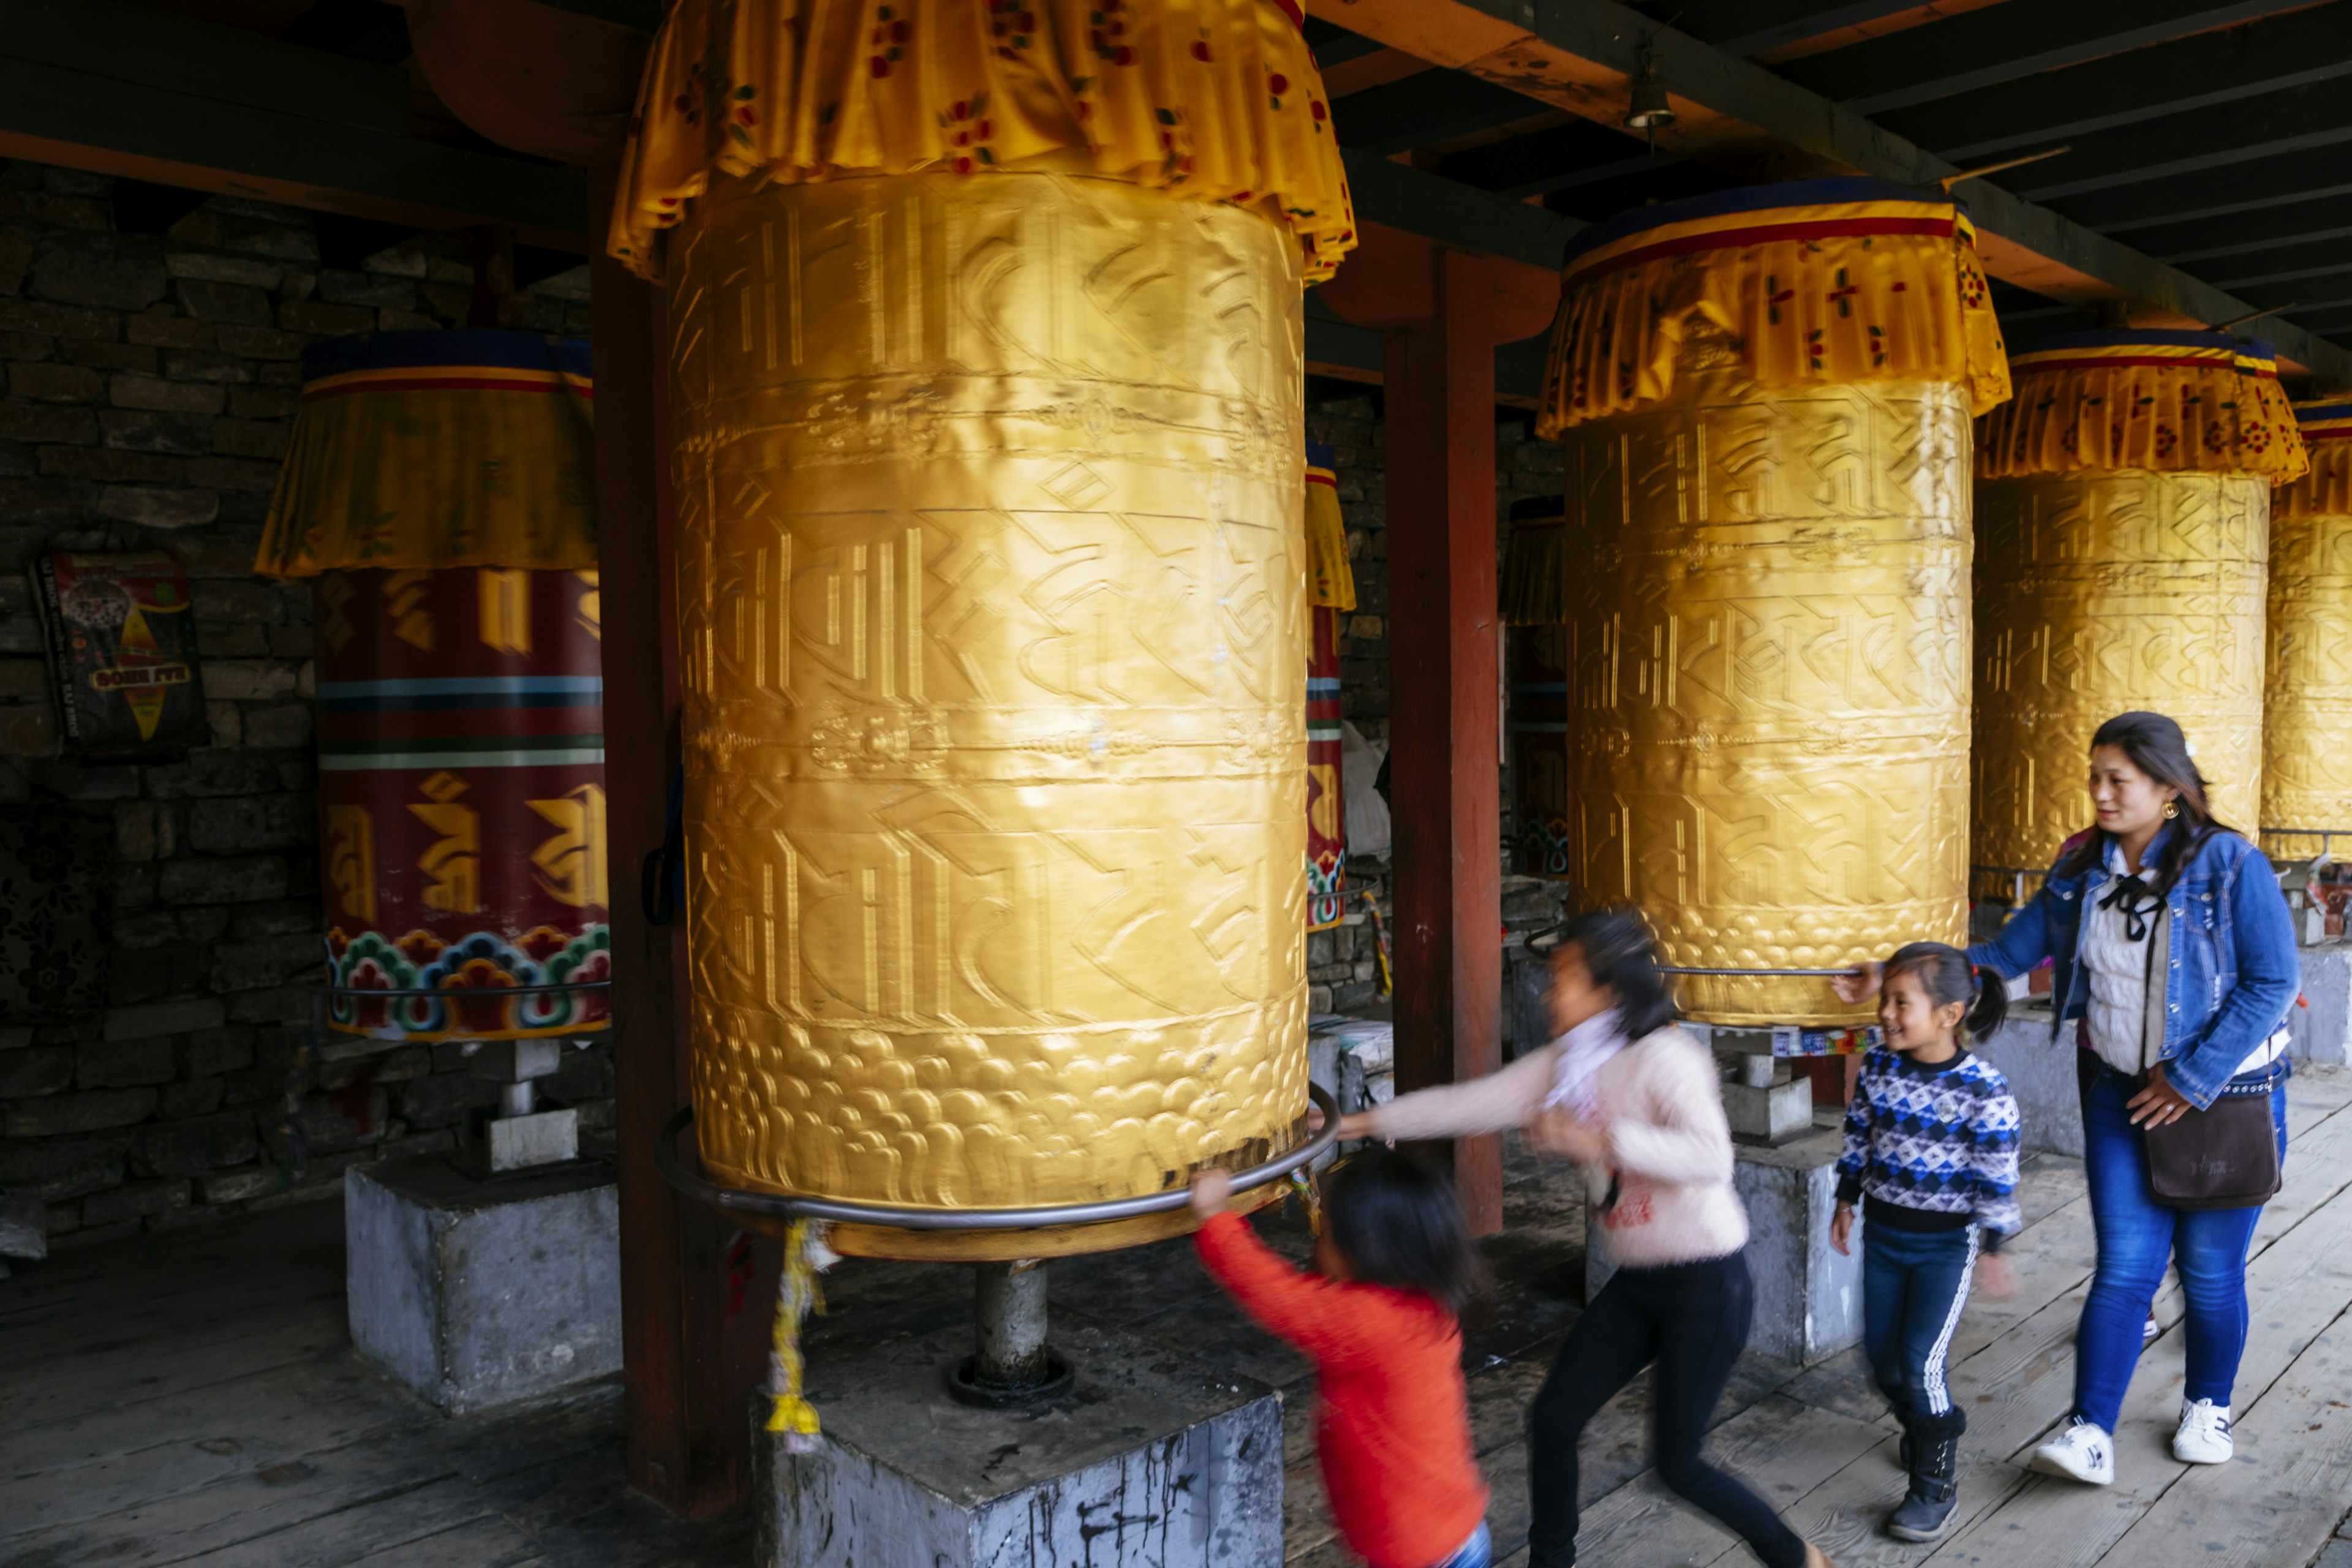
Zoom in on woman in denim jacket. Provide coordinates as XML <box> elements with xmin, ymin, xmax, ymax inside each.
<box><xmin>1841</xmin><ymin>712</ymin><xmax>2297</xmax><ymax>1486</ymax></box>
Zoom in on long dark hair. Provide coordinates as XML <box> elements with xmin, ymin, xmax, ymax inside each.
<box><xmin>1556</xmin><ymin>903</ymin><xmax>1676</xmax><ymax>1039</ymax></box>
<box><xmin>2052</xmin><ymin>710</ymin><xmax>2228</xmax><ymax>888</ymax></box>
<box><xmin>1882</xmin><ymin>941</ymin><xmax>2006</xmax><ymax>1042</ymax></box>
<box><xmin>1321</xmin><ymin>1149</ymin><xmax>1486</xmax><ymax>1314</ymax></box>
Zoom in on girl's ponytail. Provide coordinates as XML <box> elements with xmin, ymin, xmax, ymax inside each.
<box><xmin>1964</xmin><ymin>965</ymin><xmax>2008</xmax><ymax>1041</ymax></box>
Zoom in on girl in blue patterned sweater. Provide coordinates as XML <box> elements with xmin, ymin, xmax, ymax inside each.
<box><xmin>1831</xmin><ymin>942</ymin><xmax>2022</xmax><ymax>1545</ymax></box>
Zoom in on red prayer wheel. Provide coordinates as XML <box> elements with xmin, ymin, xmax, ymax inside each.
<box><xmin>314</xmin><ymin>566</ymin><xmax>611</xmax><ymax>1041</ymax></box>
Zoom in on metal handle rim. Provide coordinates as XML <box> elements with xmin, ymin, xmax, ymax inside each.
<box><xmin>653</xmin><ymin>1082</ymin><xmax>1343</xmax><ymax>1231</ymax></box>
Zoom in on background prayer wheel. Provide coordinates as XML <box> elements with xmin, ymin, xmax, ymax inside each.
<box><xmin>1535</xmin><ymin>179</ymin><xmax>2006</xmax><ymax>1027</ymax></box>
<box><xmin>1501</xmin><ymin>496</ymin><xmax>1574</xmax><ymax>881</ymax></box>
<box><xmin>1972</xmin><ymin>332</ymin><xmax>2307</xmax><ymax>894</ymax></box>
<box><xmin>665</xmin><ymin>162</ymin><xmax>1313</xmax><ymax>1257</ymax></box>
<box><xmin>1550</xmin><ymin>334</ymin><xmax>1975</xmax><ymax>1024</ymax></box>
<box><xmin>254</xmin><ymin>330</ymin><xmax>608</xmax><ymax>1042</ymax></box>
<box><xmin>2263</xmin><ymin>399</ymin><xmax>2352</xmax><ymax>850</ymax></box>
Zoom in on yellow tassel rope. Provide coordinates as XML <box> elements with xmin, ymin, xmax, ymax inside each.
<box><xmin>766</xmin><ymin>1219</ymin><xmax>831</xmax><ymax>1452</ymax></box>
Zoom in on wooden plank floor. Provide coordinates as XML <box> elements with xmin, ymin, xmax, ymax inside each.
<box><xmin>5</xmin><ymin>1067</ymin><xmax>2351</xmax><ymax>1567</ymax></box>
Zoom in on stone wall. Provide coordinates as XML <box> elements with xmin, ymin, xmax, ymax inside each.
<box><xmin>0</xmin><ymin>161</ymin><xmax>609</xmax><ymax>1251</ymax></box>
<box><xmin>1305</xmin><ymin>393</ymin><xmax>1573</xmax><ymax>1027</ymax></box>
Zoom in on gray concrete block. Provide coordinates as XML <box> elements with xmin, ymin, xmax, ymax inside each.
<box><xmin>1732</xmin><ymin>1118</ymin><xmax>1864</xmax><ymax>1364</ymax></box>
<box><xmin>2291</xmin><ymin>941</ymin><xmax>2352</xmax><ymax>1066</ymax></box>
<box><xmin>346</xmin><ymin>1155</ymin><xmax>620</xmax><ymax>1414</ymax></box>
<box><xmin>1970</xmin><ymin>1002</ymin><xmax>2083</xmax><ymax>1159</ymax></box>
<box><xmin>759</xmin><ymin>1316</ymin><xmax>1283</xmax><ymax>1568</ymax></box>
<box><xmin>1724</xmin><ymin>1076</ymin><xmax>1813</xmax><ymax>1145</ymax></box>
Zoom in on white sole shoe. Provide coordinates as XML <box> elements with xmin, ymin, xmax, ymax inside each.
<box><xmin>2029</xmin><ymin>1421</ymin><xmax>2116</xmax><ymax>1487</ymax></box>
<box><xmin>2173</xmin><ymin>1400</ymin><xmax>2233</xmax><ymax>1464</ymax></box>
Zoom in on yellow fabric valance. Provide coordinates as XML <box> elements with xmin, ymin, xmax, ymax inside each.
<box><xmin>2275</xmin><ymin>399</ymin><xmax>2352</xmax><ymax>514</ymax></box>
<box><xmin>1977</xmin><ymin>331</ymin><xmax>2309</xmax><ymax>484</ymax></box>
<box><xmin>255</xmin><ymin>331</ymin><xmax>597</xmax><ymax>579</ymax></box>
<box><xmin>1499</xmin><ymin>497</ymin><xmax>1567</xmax><ymax>626</ymax></box>
<box><xmin>609</xmin><ymin>0</ymin><xmax>1355</xmax><ymax>284</ymax></box>
<box><xmin>1536</xmin><ymin>178</ymin><xmax>2011</xmax><ymax>439</ymax></box>
<box><xmin>1305</xmin><ymin>442</ymin><xmax>1353</xmax><ymax>611</ymax></box>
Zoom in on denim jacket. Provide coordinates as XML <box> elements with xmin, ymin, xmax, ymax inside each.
<box><xmin>1967</xmin><ymin>821</ymin><xmax>2299</xmax><ymax>1111</ymax></box>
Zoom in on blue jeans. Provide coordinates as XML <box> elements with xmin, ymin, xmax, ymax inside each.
<box><xmin>2076</xmin><ymin>1063</ymin><xmax>2288</xmax><ymax>1431</ymax></box>
<box><xmin>1432</xmin><ymin>1521</ymin><xmax>1491</xmax><ymax>1568</ymax></box>
<box><xmin>1862</xmin><ymin>1220</ymin><xmax>1978</xmax><ymax>1439</ymax></box>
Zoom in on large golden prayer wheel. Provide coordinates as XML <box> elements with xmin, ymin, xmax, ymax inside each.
<box><xmin>2264</xmin><ymin>400</ymin><xmax>2352</xmax><ymax>847</ymax></box>
<box><xmin>609</xmin><ymin>0</ymin><xmax>1355</xmax><ymax>1257</ymax></box>
<box><xmin>1536</xmin><ymin>179</ymin><xmax>2011</xmax><ymax>1025</ymax></box>
<box><xmin>1972</xmin><ymin>333</ymin><xmax>2309</xmax><ymax>892</ymax></box>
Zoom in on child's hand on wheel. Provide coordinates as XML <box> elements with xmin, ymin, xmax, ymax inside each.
<box><xmin>1188</xmin><ymin>1167</ymin><xmax>1233</xmax><ymax>1221</ymax></box>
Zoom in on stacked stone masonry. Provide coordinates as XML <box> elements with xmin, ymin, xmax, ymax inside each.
<box><xmin>1305</xmin><ymin>395</ymin><xmax>1573</xmax><ymax>1030</ymax></box>
<box><xmin>0</xmin><ymin>161</ymin><xmax>609</xmax><ymax>1250</ymax></box>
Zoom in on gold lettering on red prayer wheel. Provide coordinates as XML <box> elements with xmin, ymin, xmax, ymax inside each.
<box><xmin>2263</xmin><ymin>401</ymin><xmax>2352</xmax><ymax>843</ymax></box>
<box><xmin>315</xmin><ymin>567</ymin><xmax>612</xmax><ymax>1041</ymax></box>
<box><xmin>1553</xmin><ymin>332</ymin><xmax>1973</xmax><ymax>1025</ymax></box>
<box><xmin>666</xmin><ymin>166</ymin><xmax>1311</xmax><ymax>1235</ymax></box>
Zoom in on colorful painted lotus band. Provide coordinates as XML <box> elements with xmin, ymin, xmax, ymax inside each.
<box><xmin>328</xmin><ymin>925</ymin><xmax>613</xmax><ymax>1041</ymax></box>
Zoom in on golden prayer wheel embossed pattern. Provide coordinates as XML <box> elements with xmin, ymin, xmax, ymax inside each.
<box><xmin>1553</xmin><ymin>332</ymin><xmax>1974</xmax><ymax>1025</ymax></box>
<box><xmin>1973</xmin><ymin>473</ymin><xmax>2269</xmax><ymax>883</ymax></box>
<box><xmin>1970</xmin><ymin>331</ymin><xmax>2301</xmax><ymax>892</ymax></box>
<box><xmin>2263</xmin><ymin>402</ymin><xmax>2352</xmax><ymax>842</ymax></box>
<box><xmin>666</xmin><ymin>165</ymin><xmax>1311</xmax><ymax>1246</ymax></box>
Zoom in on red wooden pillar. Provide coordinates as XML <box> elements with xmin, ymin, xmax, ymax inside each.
<box><xmin>1321</xmin><ymin>232</ymin><xmax>1555</xmax><ymax>1237</ymax></box>
<box><xmin>590</xmin><ymin>166</ymin><xmax>772</xmax><ymax>1517</ymax></box>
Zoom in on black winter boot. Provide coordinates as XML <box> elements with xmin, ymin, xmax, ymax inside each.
<box><xmin>1887</xmin><ymin>1429</ymin><xmax>1960</xmax><ymax>1543</ymax></box>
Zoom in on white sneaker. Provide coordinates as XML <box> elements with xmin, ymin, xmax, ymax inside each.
<box><xmin>2173</xmin><ymin>1399</ymin><xmax>2233</xmax><ymax>1464</ymax></box>
<box><xmin>2030</xmin><ymin>1418</ymin><xmax>2116</xmax><ymax>1485</ymax></box>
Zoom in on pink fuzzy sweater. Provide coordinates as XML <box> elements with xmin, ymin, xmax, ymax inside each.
<box><xmin>1368</xmin><ymin>1025</ymin><xmax>1749</xmax><ymax>1268</ymax></box>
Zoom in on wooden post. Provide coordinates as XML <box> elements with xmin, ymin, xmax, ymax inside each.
<box><xmin>1381</xmin><ymin>247</ymin><xmax>1504</xmax><ymax>1234</ymax></box>
<box><xmin>1321</xmin><ymin>232</ymin><xmax>1554</xmax><ymax>1236</ymax></box>
<box><xmin>590</xmin><ymin>165</ymin><xmax>772</xmax><ymax>1517</ymax></box>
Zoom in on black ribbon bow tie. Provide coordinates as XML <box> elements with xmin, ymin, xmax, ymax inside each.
<box><xmin>2100</xmin><ymin>873</ymin><xmax>2159</xmax><ymax>941</ymax></box>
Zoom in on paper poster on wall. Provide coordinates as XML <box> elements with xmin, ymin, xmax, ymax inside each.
<box><xmin>32</xmin><ymin>551</ymin><xmax>209</xmax><ymax>761</ymax></box>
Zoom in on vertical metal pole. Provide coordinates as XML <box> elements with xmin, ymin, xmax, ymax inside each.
<box><xmin>972</xmin><ymin>1261</ymin><xmax>1050</xmax><ymax>1389</ymax></box>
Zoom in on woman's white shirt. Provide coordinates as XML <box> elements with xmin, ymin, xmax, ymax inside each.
<box><xmin>2080</xmin><ymin>840</ymin><xmax>2286</xmax><ymax>1079</ymax></box>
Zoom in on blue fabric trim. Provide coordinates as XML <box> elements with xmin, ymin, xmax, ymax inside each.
<box><xmin>1305</xmin><ymin>437</ymin><xmax>1336</xmax><ymax>469</ymax></box>
<box><xmin>2017</xmin><ymin>328</ymin><xmax>2236</xmax><ymax>355</ymax></box>
<box><xmin>300</xmin><ymin>330</ymin><xmax>593</xmax><ymax>385</ymax></box>
<box><xmin>1559</xmin><ymin>177</ymin><xmax>1961</xmax><ymax>266</ymax></box>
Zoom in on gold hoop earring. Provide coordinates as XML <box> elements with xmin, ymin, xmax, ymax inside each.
<box><xmin>2163</xmin><ymin>800</ymin><xmax>2180</xmax><ymax>819</ymax></box>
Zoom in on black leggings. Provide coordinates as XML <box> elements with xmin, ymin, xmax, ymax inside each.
<box><xmin>1526</xmin><ymin>1250</ymin><xmax>1806</xmax><ymax>1568</ymax></box>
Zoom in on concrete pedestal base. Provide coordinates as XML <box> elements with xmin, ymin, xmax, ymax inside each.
<box><xmin>345</xmin><ymin>1155</ymin><xmax>620</xmax><ymax>1414</ymax></box>
<box><xmin>760</xmin><ymin>1317</ymin><xmax>1283</xmax><ymax>1568</ymax></box>
<box><xmin>1969</xmin><ymin>1001</ymin><xmax>2082</xmax><ymax>1158</ymax></box>
<box><xmin>2291</xmin><ymin>940</ymin><xmax>2352</xmax><ymax>1066</ymax></box>
<box><xmin>1589</xmin><ymin>1113</ymin><xmax>1860</xmax><ymax>1363</ymax></box>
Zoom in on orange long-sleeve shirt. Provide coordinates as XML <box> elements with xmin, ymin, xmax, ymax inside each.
<box><xmin>1194</xmin><ymin>1211</ymin><xmax>1488</xmax><ymax>1568</ymax></box>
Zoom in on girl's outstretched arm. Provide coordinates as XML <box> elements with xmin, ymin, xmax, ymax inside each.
<box><xmin>1193</xmin><ymin>1211</ymin><xmax>1379</xmax><ymax>1372</ymax></box>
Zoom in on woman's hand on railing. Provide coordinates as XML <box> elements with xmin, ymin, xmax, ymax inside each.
<box><xmin>1830</xmin><ymin>962</ymin><xmax>1882</xmax><ymax>1005</ymax></box>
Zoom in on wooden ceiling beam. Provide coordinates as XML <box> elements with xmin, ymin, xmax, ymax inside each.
<box><xmin>1304</xmin><ymin>0</ymin><xmax>2352</xmax><ymax>380</ymax></box>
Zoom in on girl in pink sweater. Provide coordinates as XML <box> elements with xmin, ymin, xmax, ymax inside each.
<box><xmin>1331</xmin><ymin>907</ymin><xmax>1833</xmax><ymax>1568</ymax></box>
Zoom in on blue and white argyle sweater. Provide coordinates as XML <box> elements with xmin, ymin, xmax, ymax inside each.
<box><xmin>1835</xmin><ymin>1047</ymin><xmax>2022</xmax><ymax>1251</ymax></box>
